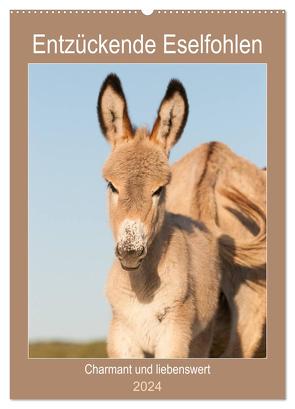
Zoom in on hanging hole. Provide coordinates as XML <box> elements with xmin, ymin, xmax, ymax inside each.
<box><xmin>141</xmin><ymin>9</ymin><xmax>154</xmax><ymax>16</ymax></box>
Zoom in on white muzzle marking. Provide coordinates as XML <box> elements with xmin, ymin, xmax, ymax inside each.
<box><xmin>117</xmin><ymin>219</ymin><xmax>146</xmax><ymax>253</ymax></box>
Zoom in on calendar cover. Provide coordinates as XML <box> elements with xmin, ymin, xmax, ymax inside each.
<box><xmin>10</xmin><ymin>9</ymin><xmax>285</xmax><ymax>399</ymax></box>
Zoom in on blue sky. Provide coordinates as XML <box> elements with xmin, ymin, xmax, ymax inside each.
<box><xmin>29</xmin><ymin>63</ymin><xmax>266</xmax><ymax>341</ymax></box>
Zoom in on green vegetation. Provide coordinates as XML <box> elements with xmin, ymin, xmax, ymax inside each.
<box><xmin>29</xmin><ymin>340</ymin><xmax>107</xmax><ymax>358</ymax></box>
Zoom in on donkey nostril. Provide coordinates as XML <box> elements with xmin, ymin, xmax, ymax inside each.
<box><xmin>115</xmin><ymin>245</ymin><xmax>122</xmax><ymax>258</ymax></box>
<box><xmin>137</xmin><ymin>246</ymin><xmax>145</xmax><ymax>257</ymax></box>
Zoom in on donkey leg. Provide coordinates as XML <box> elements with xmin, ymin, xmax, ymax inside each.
<box><xmin>155</xmin><ymin>303</ymin><xmax>194</xmax><ymax>359</ymax></box>
<box><xmin>189</xmin><ymin>321</ymin><xmax>215</xmax><ymax>358</ymax></box>
<box><xmin>219</xmin><ymin>290</ymin><xmax>240</xmax><ymax>357</ymax></box>
<box><xmin>107</xmin><ymin>318</ymin><xmax>144</xmax><ymax>358</ymax></box>
<box><xmin>223</xmin><ymin>281</ymin><xmax>266</xmax><ymax>358</ymax></box>
<box><xmin>155</xmin><ymin>323</ymin><xmax>191</xmax><ymax>359</ymax></box>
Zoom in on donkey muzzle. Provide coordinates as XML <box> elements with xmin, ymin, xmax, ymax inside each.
<box><xmin>115</xmin><ymin>244</ymin><xmax>147</xmax><ymax>270</ymax></box>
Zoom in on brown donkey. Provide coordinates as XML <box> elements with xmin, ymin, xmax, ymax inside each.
<box><xmin>166</xmin><ymin>141</ymin><xmax>266</xmax><ymax>357</ymax></box>
<box><xmin>97</xmin><ymin>74</ymin><xmax>265</xmax><ymax>358</ymax></box>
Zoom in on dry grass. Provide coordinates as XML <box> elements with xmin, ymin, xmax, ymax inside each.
<box><xmin>29</xmin><ymin>340</ymin><xmax>107</xmax><ymax>358</ymax></box>
<box><xmin>29</xmin><ymin>338</ymin><xmax>265</xmax><ymax>358</ymax></box>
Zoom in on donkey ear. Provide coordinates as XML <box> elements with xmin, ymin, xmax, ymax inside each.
<box><xmin>150</xmin><ymin>79</ymin><xmax>189</xmax><ymax>154</ymax></box>
<box><xmin>97</xmin><ymin>74</ymin><xmax>133</xmax><ymax>146</ymax></box>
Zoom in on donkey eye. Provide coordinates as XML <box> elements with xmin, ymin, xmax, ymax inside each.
<box><xmin>152</xmin><ymin>186</ymin><xmax>164</xmax><ymax>197</ymax></box>
<box><xmin>107</xmin><ymin>181</ymin><xmax>119</xmax><ymax>194</ymax></box>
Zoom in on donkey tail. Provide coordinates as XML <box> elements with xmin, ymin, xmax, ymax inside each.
<box><xmin>217</xmin><ymin>187</ymin><xmax>266</xmax><ymax>269</ymax></box>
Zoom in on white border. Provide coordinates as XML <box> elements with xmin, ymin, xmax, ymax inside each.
<box><xmin>1</xmin><ymin>0</ymin><xmax>294</xmax><ymax>408</ymax></box>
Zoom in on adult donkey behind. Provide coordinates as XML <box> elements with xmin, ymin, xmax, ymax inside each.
<box><xmin>97</xmin><ymin>74</ymin><xmax>265</xmax><ymax>358</ymax></box>
<box><xmin>167</xmin><ymin>142</ymin><xmax>266</xmax><ymax>358</ymax></box>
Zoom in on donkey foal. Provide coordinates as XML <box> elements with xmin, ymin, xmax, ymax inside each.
<box><xmin>98</xmin><ymin>74</ymin><xmax>224</xmax><ymax>358</ymax></box>
<box><xmin>98</xmin><ymin>74</ymin><xmax>221</xmax><ymax>358</ymax></box>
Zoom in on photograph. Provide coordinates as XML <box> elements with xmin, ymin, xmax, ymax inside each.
<box><xmin>28</xmin><ymin>63</ymin><xmax>266</xmax><ymax>359</ymax></box>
